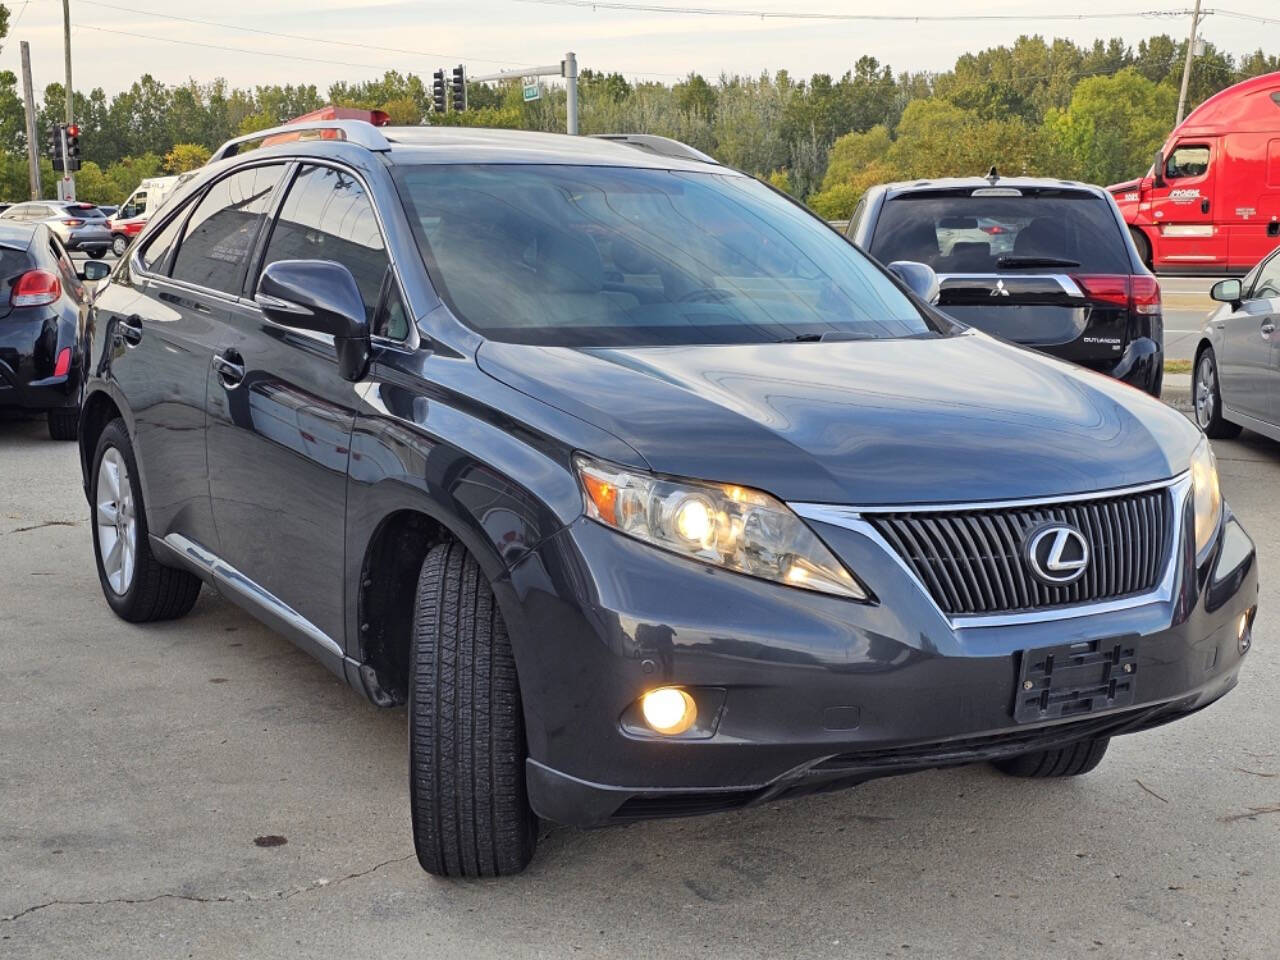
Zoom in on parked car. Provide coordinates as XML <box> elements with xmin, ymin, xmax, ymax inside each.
<box><xmin>0</xmin><ymin>219</ymin><xmax>109</xmax><ymax>439</ymax></box>
<box><xmin>80</xmin><ymin>121</ymin><xmax>1257</xmax><ymax>878</ymax></box>
<box><xmin>847</xmin><ymin>174</ymin><xmax>1164</xmax><ymax>396</ymax></box>
<box><xmin>1110</xmin><ymin>70</ymin><xmax>1280</xmax><ymax>275</ymax></box>
<box><xmin>0</xmin><ymin>200</ymin><xmax>112</xmax><ymax>258</ymax></box>
<box><xmin>1194</xmin><ymin>243</ymin><xmax>1280</xmax><ymax>438</ymax></box>
<box><xmin>107</xmin><ymin>213</ymin><xmax>147</xmax><ymax>256</ymax></box>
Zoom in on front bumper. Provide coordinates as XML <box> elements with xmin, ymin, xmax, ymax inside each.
<box><xmin>500</xmin><ymin>504</ymin><xmax>1255</xmax><ymax>828</ymax></box>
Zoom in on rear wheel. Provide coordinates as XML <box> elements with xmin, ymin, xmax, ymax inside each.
<box><xmin>91</xmin><ymin>419</ymin><xmax>202</xmax><ymax>622</ymax></box>
<box><xmin>88</xmin><ymin>249</ymin><xmax>107</xmax><ymax>260</ymax></box>
<box><xmin>48</xmin><ymin>407</ymin><xmax>79</xmax><ymax>441</ymax></box>
<box><xmin>111</xmin><ymin>235</ymin><xmax>129</xmax><ymax>257</ymax></box>
<box><xmin>992</xmin><ymin>737</ymin><xmax>1111</xmax><ymax>778</ymax></box>
<box><xmin>1195</xmin><ymin>347</ymin><xmax>1242</xmax><ymax>439</ymax></box>
<box><xmin>409</xmin><ymin>541</ymin><xmax>537</xmax><ymax>878</ymax></box>
<box><xmin>1130</xmin><ymin>228</ymin><xmax>1152</xmax><ymax>269</ymax></box>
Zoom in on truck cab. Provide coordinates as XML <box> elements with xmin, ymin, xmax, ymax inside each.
<box><xmin>1110</xmin><ymin>71</ymin><xmax>1280</xmax><ymax>275</ymax></box>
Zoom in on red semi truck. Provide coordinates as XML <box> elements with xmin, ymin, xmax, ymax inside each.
<box><xmin>1108</xmin><ymin>71</ymin><xmax>1280</xmax><ymax>275</ymax></box>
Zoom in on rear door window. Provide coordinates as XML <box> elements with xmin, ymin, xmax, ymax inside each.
<box><xmin>869</xmin><ymin>191</ymin><xmax>1131</xmax><ymax>275</ymax></box>
<box><xmin>170</xmin><ymin>164</ymin><xmax>286</xmax><ymax>296</ymax></box>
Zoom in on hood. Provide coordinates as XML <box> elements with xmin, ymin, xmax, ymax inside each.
<box><xmin>477</xmin><ymin>332</ymin><xmax>1198</xmax><ymax>506</ymax></box>
<box><xmin>1106</xmin><ymin>177</ymin><xmax>1143</xmax><ymax>195</ymax></box>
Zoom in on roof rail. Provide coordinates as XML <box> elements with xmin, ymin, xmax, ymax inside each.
<box><xmin>209</xmin><ymin>120</ymin><xmax>393</xmax><ymax>163</ymax></box>
<box><xmin>591</xmin><ymin>134</ymin><xmax>718</xmax><ymax>165</ymax></box>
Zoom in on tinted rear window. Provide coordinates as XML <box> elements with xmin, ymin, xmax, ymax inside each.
<box><xmin>870</xmin><ymin>191</ymin><xmax>1131</xmax><ymax>274</ymax></box>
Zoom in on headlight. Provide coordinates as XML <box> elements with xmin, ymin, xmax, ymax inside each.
<box><xmin>1190</xmin><ymin>437</ymin><xmax>1222</xmax><ymax>559</ymax></box>
<box><xmin>574</xmin><ymin>455</ymin><xmax>867</xmax><ymax>601</ymax></box>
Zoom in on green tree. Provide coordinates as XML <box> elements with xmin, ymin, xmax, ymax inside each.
<box><xmin>163</xmin><ymin>142</ymin><xmax>211</xmax><ymax>173</ymax></box>
<box><xmin>1048</xmin><ymin>68</ymin><xmax>1177</xmax><ymax>184</ymax></box>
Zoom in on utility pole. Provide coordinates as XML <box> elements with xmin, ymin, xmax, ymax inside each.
<box><xmin>61</xmin><ymin>0</ymin><xmax>76</xmax><ymax>199</ymax></box>
<box><xmin>1175</xmin><ymin>0</ymin><xmax>1202</xmax><ymax>126</ymax></box>
<box><xmin>19</xmin><ymin>42</ymin><xmax>42</xmax><ymax>200</ymax></box>
<box><xmin>470</xmin><ymin>52</ymin><xmax>581</xmax><ymax>135</ymax></box>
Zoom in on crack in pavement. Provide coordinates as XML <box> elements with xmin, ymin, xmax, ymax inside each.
<box><xmin>8</xmin><ymin>520</ymin><xmax>83</xmax><ymax>534</ymax></box>
<box><xmin>1</xmin><ymin>854</ymin><xmax>416</xmax><ymax>923</ymax></box>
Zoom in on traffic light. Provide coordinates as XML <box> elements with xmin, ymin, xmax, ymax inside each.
<box><xmin>451</xmin><ymin>65</ymin><xmax>466</xmax><ymax>113</ymax></box>
<box><xmin>432</xmin><ymin>69</ymin><xmax>446</xmax><ymax>113</ymax></box>
<box><xmin>46</xmin><ymin>124</ymin><xmax>61</xmax><ymax>164</ymax></box>
<box><xmin>65</xmin><ymin>123</ymin><xmax>81</xmax><ymax>171</ymax></box>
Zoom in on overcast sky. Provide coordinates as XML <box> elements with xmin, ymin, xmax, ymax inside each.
<box><xmin>3</xmin><ymin>0</ymin><xmax>1279</xmax><ymax>98</ymax></box>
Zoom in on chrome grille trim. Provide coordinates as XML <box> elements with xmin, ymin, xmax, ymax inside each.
<box><xmin>792</xmin><ymin>474</ymin><xmax>1190</xmax><ymax>628</ymax></box>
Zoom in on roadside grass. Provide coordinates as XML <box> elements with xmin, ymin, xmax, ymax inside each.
<box><xmin>1165</xmin><ymin>359</ymin><xmax>1193</xmax><ymax>375</ymax></box>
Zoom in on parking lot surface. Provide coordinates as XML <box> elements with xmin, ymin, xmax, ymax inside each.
<box><xmin>2</xmin><ymin>409</ymin><xmax>1278</xmax><ymax>959</ymax></box>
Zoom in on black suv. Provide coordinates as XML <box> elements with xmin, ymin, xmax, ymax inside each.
<box><xmin>846</xmin><ymin>175</ymin><xmax>1164</xmax><ymax>396</ymax></box>
<box><xmin>80</xmin><ymin>122</ymin><xmax>1254</xmax><ymax>877</ymax></box>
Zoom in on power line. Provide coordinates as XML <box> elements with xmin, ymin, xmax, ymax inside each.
<box><xmin>74</xmin><ymin>22</ymin><xmax>392</xmax><ymax>69</ymax></box>
<box><xmin>1212</xmin><ymin>7</ymin><xmax>1280</xmax><ymax>26</ymax></box>
<box><xmin>67</xmin><ymin>0</ymin><xmax>538</xmax><ymax>68</ymax></box>
<box><xmin>513</xmin><ymin>0</ymin><xmax>1202</xmax><ymax>23</ymax></box>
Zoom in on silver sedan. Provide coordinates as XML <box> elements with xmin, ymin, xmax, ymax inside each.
<box><xmin>1194</xmin><ymin>244</ymin><xmax>1280</xmax><ymax>440</ymax></box>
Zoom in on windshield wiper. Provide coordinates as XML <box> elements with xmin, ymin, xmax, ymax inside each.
<box><xmin>995</xmin><ymin>255</ymin><xmax>1081</xmax><ymax>269</ymax></box>
<box><xmin>776</xmin><ymin>331</ymin><xmax>876</xmax><ymax>343</ymax></box>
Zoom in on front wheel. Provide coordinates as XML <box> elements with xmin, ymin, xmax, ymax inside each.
<box><xmin>409</xmin><ymin>541</ymin><xmax>537</xmax><ymax>877</ymax></box>
<box><xmin>1195</xmin><ymin>347</ymin><xmax>1242</xmax><ymax>439</ymax></box>
<box><xmin>111</xmin><ymin>235</ymin><xmax>129</xmax><ymax>257</ymax></box>
<box><xmin>992</xmin><ymin>737</ymin><xmax>1110</xmax><ymax>778</ymax></box>
<box><xmin>1130</xmin><ymin>228</ymin><xmax>1152</xmax><ymax>270</ymax></box>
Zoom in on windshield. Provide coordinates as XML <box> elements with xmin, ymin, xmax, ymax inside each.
<box><xmin>869</xmin><ymin>191</ymin><xmax>1131</xmax><ymax>275</ymax></box>
<box><xmin>393</xmin><ymin>164</ymin><xmax>931</xmax><ymax>347</ymax></box>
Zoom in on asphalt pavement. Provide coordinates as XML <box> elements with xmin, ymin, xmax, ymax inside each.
<box><xmin>1161</xmin><ymin>277</ymin><xmax>1218</xmax><ymax>364</ymax></box>
<box><xmin>1</xmin><ymin>393</ymin><xmax>1277</xmax><ymax>958</ymax></box>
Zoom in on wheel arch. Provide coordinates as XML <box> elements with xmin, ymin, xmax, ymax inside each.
<box><xmin>78</xmin><ymin>389</ymin><xmax>124</xmax><ymax>497</ymax></box>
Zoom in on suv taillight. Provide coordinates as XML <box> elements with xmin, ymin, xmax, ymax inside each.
<box><xmin>1072</xmin><ymin>274</ymin><xmax>1162</xmax><ymax>315</ymax></box>
<box><xmin>1130</xmin><ymin>275</ymin><xmax>1162</xmax><ymax>315</ymax></box>
<box><xmin>11</xmin><ymin>269</ymin><xmax>61</xmax><ymax>308</ymax></box>
<box><xmin>64</xmin><ymin>218</ymin><xmax>84</xmax><ymax>227</ymax></box>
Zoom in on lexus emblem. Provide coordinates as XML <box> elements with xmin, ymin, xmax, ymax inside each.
<box><xmin>990</xmin><ymin>279</ymin><xmax>1010</xmax><ymax>296</ymax></box>
<box><xmin>1025</xmin><ymin>523</ymin><xmax>1089</xmax><ymax>585</ymax></box>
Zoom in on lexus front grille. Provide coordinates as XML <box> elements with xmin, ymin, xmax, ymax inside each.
<box><xmin>863</xmin><ymin>486</ymin><xmax>1174</xmax><ymax>617</ymax></box>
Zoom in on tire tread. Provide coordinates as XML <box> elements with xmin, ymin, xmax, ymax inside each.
<box><xmin>992</xmin><ymin>736</ymin><xmax>1110</xmax><ymax>778</ymax></box>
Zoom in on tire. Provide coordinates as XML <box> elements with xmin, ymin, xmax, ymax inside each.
<box><xmin>111</xmin><ymin>235</ymin><xmax>129</xmax><ymax>257</ymax></box>
<box><xmin>992</xmin><ymin>737</ymin><xmax>1110</xmax><ymax>778</ymax></box>
<box><xmin>1194</xmin><ymin>347</ymin><xmax>1242</xmax><ymax>439</ymax></box>
<box><xmin>48</xmin><ymin>407</ymin><xmax>79</xmax><ymax>441</ymax></box>
<box><xmin>90</xmin><ymin>419</ymin><xmax>202</xmax><ymax>622</ymax></box>
<box><xmin>88</xmin><ymin>249</ymin><xmax>107</xmax><ymax>260</ymax></box>
<box><xmin>409</xmin><ymin>541</ymin><xmax>537</xmax><ymax>878</ymax></box>
<box><xmin>1130</xmin><ymin>227</ymin><xmax>1152</xmax><ymax>270</ymax></box>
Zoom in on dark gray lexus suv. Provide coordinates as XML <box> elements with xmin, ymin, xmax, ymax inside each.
<box><xmin>78</xmin><ymin>121</ymin><xmax>1257</xmax><ymax>877</ymax></box>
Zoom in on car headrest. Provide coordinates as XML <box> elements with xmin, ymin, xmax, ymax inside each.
<box><xmin>1013</xmin><ymin>217</ymin><xmax>1063</xmax><ymax>257</ymax></box>
<box><xmin>534</xmin><ymin>229</ymin><xmax>604</xmax><ymax>294</ymax></box>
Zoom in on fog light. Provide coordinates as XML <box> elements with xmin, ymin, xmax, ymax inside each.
<box><xmin>1238</xmin><ymin>607</ymin><xmax>1256</xmax><ymax>654</ymax></box>
<box><xmin>641</xmin><ymin>687</ymin><xmax>697</xmax><ymax>735</ymax></box>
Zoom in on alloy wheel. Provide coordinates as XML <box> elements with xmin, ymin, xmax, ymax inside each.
<box><xmin>96</xmin><ymin>447</ymin><xmax>137</xmax><ymax>594</ymax></box>
<box><xmin>1195</xmin><ymin>353</ymin><xmax>1216</xmax><ymax>430</ymax></box>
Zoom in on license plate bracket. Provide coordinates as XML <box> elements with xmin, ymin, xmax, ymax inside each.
<box><xmin>1014</xmin><ymin>638</ymin><xmax>1138</xmax><ymax>723</ymax></box>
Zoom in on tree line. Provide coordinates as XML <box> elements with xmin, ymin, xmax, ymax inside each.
<box><xmin>0</xmin><ymin>26</ymin><xmax>1276</xmax><ymax>209</ymax></box>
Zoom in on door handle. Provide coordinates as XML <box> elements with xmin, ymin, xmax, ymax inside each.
<box><xmin>1200</xmin><ymin>198</ymin><xmax>1210</xmax><ymax>214</ymax></box>
<box><xmin>117</xmin><ymin>313</ymin><xmax>143</xmax><ymax>346</ymax></box>
<box><xmin>212</xmin><ymin>350</ymin><xmax>245</xmax><ymax>388</ymax></box>
<box><xmin>1262</xmin><ymin>322</ymin><xmax>1276</xmax><ymax>340</ymax></box>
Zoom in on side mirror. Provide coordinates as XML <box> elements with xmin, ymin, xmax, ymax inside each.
<box><xmin>1152</xmin><ymin>150</ymin><xmax>1166</xmax><ymax>189</ymax></box>
<box><xmin>887</xmin><ymin>260</ymin><xmax>941</xmax><ymax>305</ymax></box>
<box><xmin>80</xmin><ymin>260</ymin><xmax>111</xmax><ymax>282</ymax></box>
<box><xmin>256</xmin><ymin>259</ymin><xmax>370</xmax><ymax>382</ymax></box>
<box><xmin>1210</xmin><ymin>278</ymin><xmax>1243</xmax><ymax>305</ymax></box>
